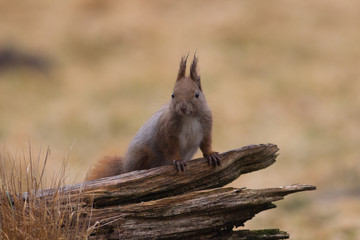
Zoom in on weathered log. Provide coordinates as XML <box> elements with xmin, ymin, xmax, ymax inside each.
<box><xmin>33</xmin><ymin>144</ymin><xmax>279</xmax><ymax>207</ymax></box>
<box><xmin>174</xmin><ymin>229</ymin><xmax>290</xmax><ymax>240</ymax></box>
<box><xmin>84</xmin><ymin>184</ymin><xmax>314</xmax><ymax>239</ymax></box>
<box><xmin>228</xmin><ymin>229</ymin><xmax>290</xmax><ymax>240</ymax></box>
<box><xmin>9</xmin><ymin>144</ymin><xmax>315</xmax><ymax>239</ymax></box>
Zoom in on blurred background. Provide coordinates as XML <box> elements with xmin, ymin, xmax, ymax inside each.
<box><xmin>0</xmin><ymin>0</ymin><xmax>359</xmax><ymax>239</ymax></box>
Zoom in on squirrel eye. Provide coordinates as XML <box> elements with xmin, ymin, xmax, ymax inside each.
<box><xmin>171</xmin><ymin>93</ymin><xmax>174</xmax><ymax>99</ymax></box>
<box><xmin>195</xmin><ymin>92</ymin><xmax>200</xmax><ymax>98</ymax></box>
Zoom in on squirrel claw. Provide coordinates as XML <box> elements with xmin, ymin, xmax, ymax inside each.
<box><xmin>173</xmin><ymin>159</ymin><xmax>187</xmax><ymax>172</ymax></box>
<box><xmin>204</xmin><ymin>152</ymin><xmax>222</xmax><ymax>167</ymax></box>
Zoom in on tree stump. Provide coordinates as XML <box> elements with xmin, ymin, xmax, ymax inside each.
<box><xmin>22</xmin><ymin>144</ymin><xmax>316</xmax><ymax>239</ymax></box>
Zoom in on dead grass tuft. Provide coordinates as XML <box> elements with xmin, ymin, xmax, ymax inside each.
<box><xmin>0</xmin><ymin>145</ymin><xmax>93</xmax><ymax>240</ymax></box>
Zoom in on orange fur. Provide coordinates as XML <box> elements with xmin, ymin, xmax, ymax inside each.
<box><xmin>87</xmin><ymin>155</ymin><xmax>123</xmax><ymax>180</ymax></box>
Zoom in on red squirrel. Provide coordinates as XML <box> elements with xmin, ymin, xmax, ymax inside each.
<box><xmin>87</xmin><ymin>55</ymin><xmax>221</xmax><ymax>180</ymax></box>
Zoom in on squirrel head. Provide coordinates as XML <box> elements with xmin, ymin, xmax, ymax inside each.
<box><xmin>171</xmin><ymin>54</ymin><xmax>208</xmax><ymax>117</ymax></box>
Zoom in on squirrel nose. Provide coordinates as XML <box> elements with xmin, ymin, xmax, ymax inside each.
<box><xmin>180</xmin><ymin>106</ymin><xmax>186</xmax><ymax>114</ymax></box>
<box><xmin>180</xmin><ymin>104</ymin><xmax>187</xmax><ymax>114</ymax></box>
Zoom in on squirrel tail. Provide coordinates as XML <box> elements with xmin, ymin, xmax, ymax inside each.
<box><xmin>87</xmin><ymin>155</ymin><xmax>124</xmax><ymax>181</ymax></box>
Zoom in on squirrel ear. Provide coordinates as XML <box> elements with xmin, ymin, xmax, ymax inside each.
<box><xmin>190</xmin><ymin>54</ymin><xmax>202</xmax><ymax>91</ymax></box>
<box><xmin>177</xmin><ymin>53</ymin><xmax>189</xmax><ymax>81</ymax></box>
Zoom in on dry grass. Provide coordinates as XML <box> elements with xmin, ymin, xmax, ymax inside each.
<box><xmin>0</xmin><ymin>145</ymin><xmax>92</xmax><ymax>239</ymax></box>
<box><xmin>0</xmin><ymin>0</ymin><xmax>359</xmax><ymax>239</ymax></box>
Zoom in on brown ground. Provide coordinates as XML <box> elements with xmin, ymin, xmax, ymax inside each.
<box><xmin>0</xmin><ymin>1</ymin><xmax>359</xmax><ymax>239</ymax></box>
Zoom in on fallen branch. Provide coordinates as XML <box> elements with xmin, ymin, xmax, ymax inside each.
<box><xmin>85</xmin><ymin>184</ymin><xmax>314</xmax><ymax>239</ymax></box>
<box><xmin>34</xmin><ymin>143</ymin><xmax>279</xmax><ymax>207</ymax></box>
<box><xmin>3</xmin><ymin>143</ymin><xmax>316</xmax><ymax>239</ymax></box>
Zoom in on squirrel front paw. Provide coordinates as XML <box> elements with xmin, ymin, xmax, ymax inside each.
<box><xmin>203</xmin><ymin>151</ymin><xmax>221</xmax><ymax>167</ymax></box>
<box><xmin>173</xmin><ymin>159</ymin><xmax>187</xmax><ymax>172</ymax></box>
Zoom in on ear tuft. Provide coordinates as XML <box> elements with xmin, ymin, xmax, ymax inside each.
<box><xmin>177</xmin><ymin>53</ymin><xmax>189</xmax><ymax>81</ymax></box>
<box><xmin>190</xmin><ymin>54</ymin><xmax>202</xmax><ymax>91</ymax></box>
<box><xmin>190</xmin><ymin>54</ymin><xmax>198</xmax><ymax>80</ymax></box>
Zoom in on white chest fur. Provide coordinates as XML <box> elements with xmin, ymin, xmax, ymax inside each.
<box><xmin>178</xmin><ymin>117</ymin><xmax>203</xmax><ymax>160</ymax></box>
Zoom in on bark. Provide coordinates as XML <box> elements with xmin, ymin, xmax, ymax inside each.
<box><xmin>34</xmin><ymin>143</ymin><xmax>280</xmax><ymax>207</ymax></box>
<box><xmin>4</xmin><ymin>143</ymin><xmax>316</xmax><ymax>239</ymax></box>
<box><xmin>83</xmin><ymin>184</ymin><xmax>314</xmax><ymax>239</ymax></box>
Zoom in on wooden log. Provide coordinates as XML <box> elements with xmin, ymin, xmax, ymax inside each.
<box><xmin>228</xmin><ymin>229</ymin><xmax>290</xmax><ymax>240</ymax></box>
<box><xmin>1</xmin><ymin>144</ymin><xmax>316</xmax><ymax>239</ymax></box>
<box><xmin>172</xmin><ymin>229</ymin><xmax>290</xmax><ymax>240</ymax></box>
<box><xmin>83</xmin><ymin>184</ymin><xmax>314</xmax><ymax>239</ymax></box>
<box><xmin>31</xmin><ymin>143</ymin><xmax>279</xmax><ymax>207</ymax></box>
